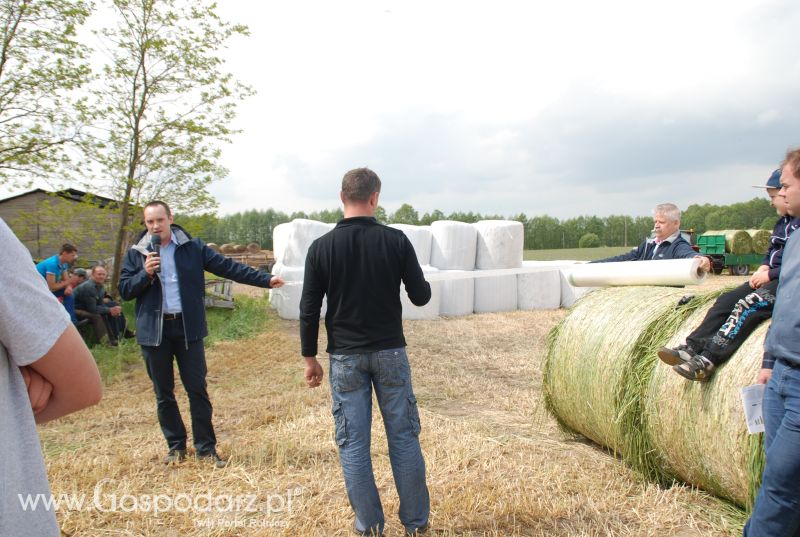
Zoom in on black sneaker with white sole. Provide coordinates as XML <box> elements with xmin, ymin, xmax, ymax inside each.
<box><xmin>672</xmin><ymin>355</ymin><xmax>715</xmax><ymax>382</ymax></box>
<box><xmin>657</xmin><ymin>344</ymin><xmax>698</xmax><ymax>366</ymax></box>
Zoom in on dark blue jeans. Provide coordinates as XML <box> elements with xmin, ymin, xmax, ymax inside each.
<box><xmin>744</xmin><ymin>357</ymin><xmax>800</xmax><ymax>536</ymax></box>
<box><xmin>141</xmin><ymin>318</ymin><xmax>216</xmax><ymax>454</ymax></box>
<box><xmin>329</xmin><ymin>348</ymin><xmax>429</xmax><ymax>535</ymax></box>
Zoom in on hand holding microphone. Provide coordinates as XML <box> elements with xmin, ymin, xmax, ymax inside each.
<box><xmin>146</xmin><ymin>235</ymin><xmax>162</xmax><ymax>276</ymax></box>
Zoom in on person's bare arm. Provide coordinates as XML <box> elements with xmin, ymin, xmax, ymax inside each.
<box><xmin>27</xmin><ymin>323</ymin><xmax>102</xmax><ymax>423</ymax></box>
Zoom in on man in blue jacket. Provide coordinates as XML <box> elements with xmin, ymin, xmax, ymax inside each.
<box><xmin>119</xmin><ymin>201</ymin><xmax>284</xmax><ymax>467</ymax></box>
<box><xmin>592</xmin><ymin>202</ymin><xmax>712</xmax><ymax>272</ymax></box>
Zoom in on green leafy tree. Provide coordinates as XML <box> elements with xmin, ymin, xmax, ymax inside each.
<box><xmin>374</xmin><ymin>205</ymin><xmax>387</xmax><ymax>223</ymax></box>
<box><xmin>90</xmin><ymin>0</ymin><xmax>254</xmax><ymax>292</ymax></box>
<box><xmin>578</xmin><ymin>232</ymin><xmax>601</xmax><ymax>248</ymax></box>
<box><xmin>0</xmin><ymin>0</ymin><xmax>92</xmax><ymax>186</ymax></box>
<box><xmin>419</xmin><ymin>209</ymin><xmax>444</xmax><ymax>225</ymax></box>
<box><xmin>390</xmin><ymin>203</ymin><xmax>419</xmax><ymax>225</ymax></box>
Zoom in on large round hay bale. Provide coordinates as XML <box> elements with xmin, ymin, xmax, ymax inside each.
<box><xmin>722</xmin><ymin>230</ymin><xmax>754</xmax><ymax>254</ymax></box>
<box><xmin>544</xmin><ymin>286</ymin><xmax>694</xmax><ymax>457</ymax></box>
<box><xmin>747</xmin><ymin>229</ymin><xmax>771</xmax><ymax>255</ymax></box>
<box><xmin>220</xmin><ymin>243</ymin><xmax>235</xmax><ymax>254</ymax></box>
<box><xmin>207</xmin><ymin>242</ymin><xmax>220</xmax><ymax>252</ymax></box>
<box><xmin>644</xmin><ymin>301</ymin><xmax>766</xmax><ymax>508</ymax></box>
<box><xmin>246</xmin><ymin>242</ymin><xmax>261</xmax><ymax>253</ymax></box>
<box><xmin>233</xmin><ymin>244</ymin><xmax>247</xmax><ymax>253</ymax></box>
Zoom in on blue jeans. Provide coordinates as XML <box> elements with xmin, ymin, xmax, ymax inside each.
<box><xmin>744</xmin><ymin>358</ymin><xmax>800</xmax><ymax>536</ymax></box>
<box><xmin>329</xmin><ymin>348</ymin><xmax>429</xmax><ymax>535</ymax></box>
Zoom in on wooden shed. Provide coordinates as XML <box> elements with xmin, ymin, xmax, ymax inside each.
<box><xmin>0</xmin><ymin>188</ymin><xmax>132</xmax><ymax>264</ymax></box>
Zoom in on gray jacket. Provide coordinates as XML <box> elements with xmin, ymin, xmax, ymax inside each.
<box><xmin>73</xmin><ymin>280</ymin><xmax>112</xmax><ymax>315</ymax></box>
<box><xmin>764</xmin><ymin>232</ymin><xmax>800</xmax><ymax>367</ymax></box>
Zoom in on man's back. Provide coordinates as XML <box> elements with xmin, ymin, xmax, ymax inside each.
<box><xmin>300</xmin><ymin>216</ymin><xmax>431</xmax><ymax>356</ymax></box>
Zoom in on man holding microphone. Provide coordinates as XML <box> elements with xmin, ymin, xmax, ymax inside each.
<box><xmin>119</xmin><ymin>200</ymin><xmax>284</xmax><ymax>467</ymax></box>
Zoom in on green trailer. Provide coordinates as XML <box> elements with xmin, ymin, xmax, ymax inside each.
<box><xmin>696</xmin><ymin>233</ymin><xmax>763</xmax><ymax>275</ymax></box>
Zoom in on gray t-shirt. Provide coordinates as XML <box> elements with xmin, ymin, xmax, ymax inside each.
<box><xmin>0</xmin><ymin>218</ymin><xmax>69</xmax><ymax>536</ymax></box>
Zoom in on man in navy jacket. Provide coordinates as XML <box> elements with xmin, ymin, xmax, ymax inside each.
<box><xmin>119</xmin><ymin>200</ymin><xmax>283</xmax><ymax>467</ymax></box>
<box><xmin>592</xmin><ymin>202</ymin><xmax>712</xmax><ymax>270</ymax></box>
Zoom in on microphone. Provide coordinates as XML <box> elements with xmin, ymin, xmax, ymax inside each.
<box><xmin>150</xmin><ymin>235</ymin><xmax>161</xmax><ymax>273</ymax></box>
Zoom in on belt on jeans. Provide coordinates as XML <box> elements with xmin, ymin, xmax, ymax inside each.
<box><xmin>779</xmin><ymin>357</ymin><xmax>800</xmax><ymax>368</ymax></box>
<box><xmin>163</xmin><ymin>312</ymin><xmax>182</xmax><ymax>320</ymax></box>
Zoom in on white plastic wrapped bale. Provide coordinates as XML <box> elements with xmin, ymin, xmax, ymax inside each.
<box><xmin>437</xmin><ymin>270</ymin><xmax>475</xmax><ymax>317</ymax></box>
<box><xmin>517</xmin><ymin>268</ymin><xmax>561</xmax><ymax>310</ymax></box>
<box><xmin>429</xmin><ymin>220</ymin><xmax>477</xmax><ymax>270</ymax></box>
<box><xmin>474</xmin><ymin>273</ymin><xmax>518</xmax><ymax>313</ymax></box>
<box><xmin>401</xmin><ymin>265</ymin><xmax>441</xmax><ymax>320</ymax></box>
<box><xmin>268</xmin><ymin>262</ymin><xmax>327</xmax><ymax>320</ymax></box>
<box><xmin>273</xmin><ymin>219</ymin><xmax>332</xmax><ymax>267</ymax></box>
<box><xmin>272</xmin><ymin>223</ymin><xmax>291</xmax><ymax>267</ymax></box>
<box><xmin>520</xmin><ymin>260</ymin><xmax>593</xmax><ymax>308</ymax></box>
<box><xmin>473</xmin><ymin>220</ymin><xmax>524</xmax><ymax>269</ymax></box>
<box><xmin>389</xmin><ymin>224</ymin><xmax>432</xmax><ymax>266</ymax></box>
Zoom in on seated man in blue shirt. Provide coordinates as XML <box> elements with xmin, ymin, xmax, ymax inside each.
<box><xmin>35</xmin><ymin>244</ymin><xmax>83</xmax><ymax>324</ymax></box>
<box><xmin>592</xmin><ymin>203</ymin><xmax>712</xmax><ymax>272</ymax></box>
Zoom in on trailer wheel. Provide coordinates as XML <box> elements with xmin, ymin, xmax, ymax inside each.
<box><xmin>729</xmin><ymin>264</ymin><xmax>750</xmax><ymax>276</ymax></box>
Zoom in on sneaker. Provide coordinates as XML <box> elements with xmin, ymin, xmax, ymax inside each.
<box><xmin>197</xmin><ymin>450</ymin><xmax>228</xmax><ymax>468</ymax></box>
<box><xmin>673</xmin><ymin>355</ymin><xmax>715</xmax><ymax>382</ymax></box>
<box><xmin>163</xmin><ymin>449</ymin><xmax>186</xmax><ymax>464</ymax></box>
<box><xmin>657</xmin><ymin>344</ymin><xmax>697</xmax><ymax>366</ymax></box>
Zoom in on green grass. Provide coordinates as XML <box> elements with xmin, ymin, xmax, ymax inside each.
<box><xmin>524</xmin><ymin>246</ymin><xmax>632</xmax><ymax>261</ymax></box>
<box><xmin>90</xmin><ymin>295</ymin><xmax>274</xmax><ymax>382</ymax></box>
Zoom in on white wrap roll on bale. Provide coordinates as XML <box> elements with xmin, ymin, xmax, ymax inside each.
<box><xmin>566</xmin><ymin>258</ymin><xmax>707</xmax><ymax>287</ymax></box>
<box><xmin>389</xmin><ymin>224</ymin><xmax>433</xmax><ymax>266</ymax></box>
<box><xmin>473</xmin><ymin>220</ymin><xmax>524</xmax><ymax>270</ymax></box>
<box><xmin>401</xmin><ymin>265</ymin><xmax>441</xmax><ymax>320</ymax></box>
<box><xmin>430</xmin><ymin>220</ymin><xmax>478</xmax><ymax>270</ymax></box>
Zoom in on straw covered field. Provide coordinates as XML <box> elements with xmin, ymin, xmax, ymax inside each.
<box><xmin>41</xmin><ymin>277</ymin><xmax>750</xmax><ymax>536</ymax></box>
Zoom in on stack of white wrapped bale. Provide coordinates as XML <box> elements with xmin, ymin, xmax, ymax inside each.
<box><xmin>269</xmin><ymin>218</ymin><xmax>583</xmax><ymax>320</ymax></box>
<box><xmin>269</xmin><ymin>220</ymin><xmax>333</xmax><ymax>320</ymax></box>
<box><xmin>429</xmin><ymin>221</ymin><xmax>477</xmax><ymax>316</ymax></box>
<box><xmin>473</xmin><ymin>220</ymin><xmax>522</xmax><ymax>313</ymax></box>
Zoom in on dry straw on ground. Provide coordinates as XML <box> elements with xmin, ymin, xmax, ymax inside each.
<box><xmin>41</xmin><ymin>277</ymin><xmax>747</xmax><ymax>536</ymax></box>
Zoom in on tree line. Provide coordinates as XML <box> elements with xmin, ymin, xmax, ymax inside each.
<box><xmin>177</xmin><ymin>197</ymin><xmax>776</xmax><ymax>251</ymax></box>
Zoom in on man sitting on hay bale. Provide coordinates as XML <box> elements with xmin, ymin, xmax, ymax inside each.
<box><xmin>745</xmin><ymin>147</ymin><xmax>800</xmax><ymax>536</ymax></box>
<box><xmin>658</xmin><ymin>169</ymin><xmax>800</xmax><ymax>382</ymax></box>
<box><xmin>591</xmin><ymin>202</ymin><xmax>713</xmax><ymax>272</ymax></box>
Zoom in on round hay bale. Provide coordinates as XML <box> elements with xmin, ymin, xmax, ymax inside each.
<box><xmin>543</xmin><ymin>286</ymin><xmax>694</xmax><ymax>457</ymax></box>
<box><xmin>220</xmin><ymin>243</ymin><xmax>235</xmax><ymax>254</ymax></box>
<box><xmin>747</xmin><ymin>229</ymin><xmax>771</xmax><ymax>255</ymax></box>
<box><xmin>233</xmin><ymin>244</ymin><xmax>247</xmax><ymax>253</ymax></box>
<box><xmin>644</xmin><ymin>299</ymin><xmax>766</xmax><ymax>508</ymax></box>
<box><xmin>206</xmin><ymin>242</ymin><xmax>220</xmax><ymax>252</ymax></box>
<box><xmin>246</xmin><ymin>242</ymin><xmax>261</xmax><ymax>253</ymax></box>
<box><xmin>722</xmin><ymin>230</ymin><xmax>753</xmax><ymax>254</ymax></box>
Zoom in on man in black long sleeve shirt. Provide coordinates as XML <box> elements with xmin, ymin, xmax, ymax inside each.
<box><xmin>300</xmin><ymin>168</ymin><xmax>431</xmax><ymax>536</ymax></box>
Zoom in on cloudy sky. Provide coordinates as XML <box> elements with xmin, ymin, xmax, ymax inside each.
<box><xmin>6</xmin><ymin>0</ymin><xmax>800</xmax><ymax>219</ymax></box>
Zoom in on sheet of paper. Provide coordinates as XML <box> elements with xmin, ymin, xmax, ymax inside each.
<box><xmin>740</xmin><ymin>384</ymin><xmax>766</xmax><ymax>434</ymax></box>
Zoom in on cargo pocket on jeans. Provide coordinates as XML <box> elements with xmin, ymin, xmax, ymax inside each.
<box><xmin>332</xmin><ymin>401</ymin><xmax>347</xmax><ymax>447</ymax></box>
<box><xmin>407</xmin><ymin>396</ymin><xmax>421</xmax><ymax>437</ymax></box>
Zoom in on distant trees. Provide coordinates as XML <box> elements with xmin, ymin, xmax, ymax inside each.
<box><xmin>190</xmin><ymin>197</ymin><xmax>777</xmax><ymax>251</ymax></box>
<box><xmin>579</xmin><ymin>233</ymin><xmax>601</xmax><ymax>248</ymax></box>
